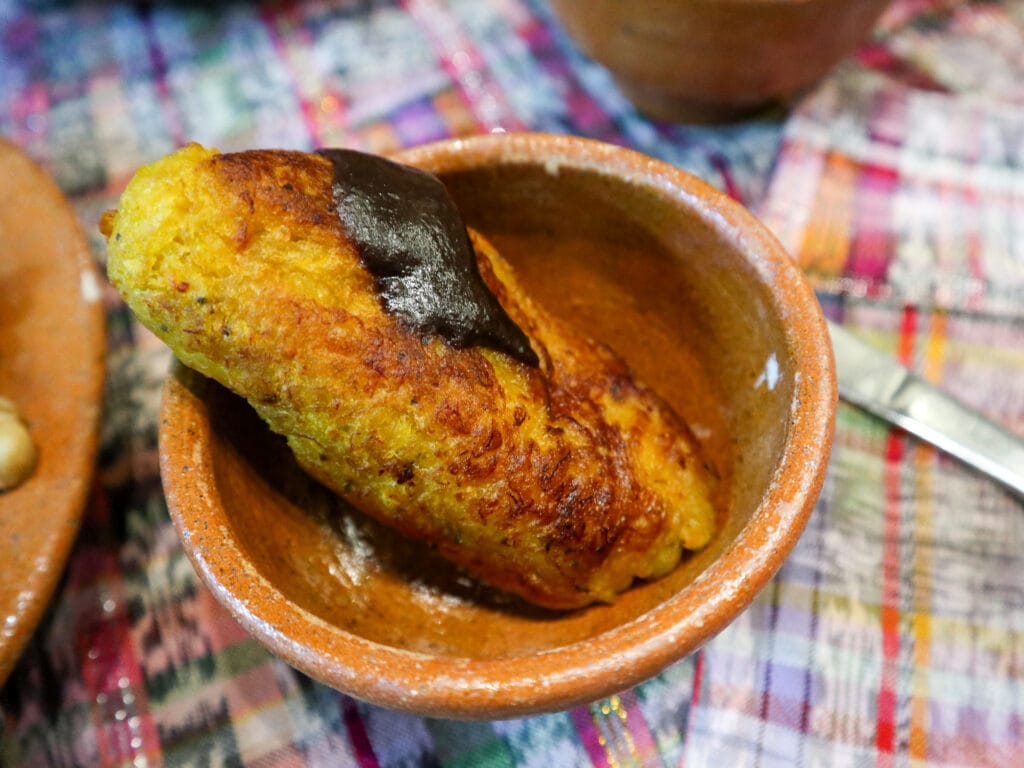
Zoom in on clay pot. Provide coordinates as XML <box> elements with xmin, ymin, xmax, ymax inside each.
<box><xmin>550</xmin><ymin>0</ymin><xmax>891</xmax><ymax>122</ymax></box>
<box><xmin>159</xmin><ymin>133</ymin><xmax>836</xmax><ymax>718</ymax></box>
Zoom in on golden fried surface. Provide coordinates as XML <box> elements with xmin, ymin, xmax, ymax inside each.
<box><xmin>104</xmin><ymin>144</ymin><xmax>716</xmax><ymax>609</ymax></box>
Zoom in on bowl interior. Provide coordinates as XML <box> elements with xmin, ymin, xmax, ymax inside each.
<box><xmin>161</xmin><ymin>134</ymin><xmax>834</xmax><ymax>715</ymax></box>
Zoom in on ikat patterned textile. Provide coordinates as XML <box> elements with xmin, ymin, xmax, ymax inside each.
<box><xmin>1</xmin><ymin>1</ymin><xmax>1022</xmax><ymax>766</ymax></box>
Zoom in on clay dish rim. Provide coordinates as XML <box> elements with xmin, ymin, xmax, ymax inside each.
<box><xmin>0</xmin><ymin>139</ymin><xmax>106</xmax><ymax>685</ymax></box>
<box><xmin>160</xmin><ymin>132</ymin><xmax>836</xmax><ymax>719</ymax></box>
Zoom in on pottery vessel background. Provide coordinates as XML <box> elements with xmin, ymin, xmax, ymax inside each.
<box><xmin>549</xmin><ymin>0</ymin><xmax>892</xmax><ymax>122</ymax></box>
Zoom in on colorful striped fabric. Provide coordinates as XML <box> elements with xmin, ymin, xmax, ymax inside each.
<box><xmin>760</xmin><ymin>2</ymin><xmax>1024</xmax><ymax>318</ymax></box>
<box><xmin>1</xmin><ymin>0</ymin><xmax>1022</xmax><ymax>765</ymax></box>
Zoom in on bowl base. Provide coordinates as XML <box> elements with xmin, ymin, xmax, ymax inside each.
<box><xmin>615</xmin><ymin>78</ymin><xmax>791</xmax><ymax>124</ymax></box>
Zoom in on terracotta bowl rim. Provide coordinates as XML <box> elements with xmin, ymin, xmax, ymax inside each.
<box><xmin>160</xmin><ymin>132</ymin><xmax>836</xmax><ymax>718</ymax></box>
<box><xmin>0</xmin><ymin>140</ymin><xmax>107</xmax><ymax>685</ymax></box>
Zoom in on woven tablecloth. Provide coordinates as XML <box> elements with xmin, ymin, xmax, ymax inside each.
<box><xmin>2</xmin><ymin>1</ymin><xmax>1022</xmax><ymax>765</ymax></box>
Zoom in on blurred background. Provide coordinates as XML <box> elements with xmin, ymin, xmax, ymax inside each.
<box><xmin>2</xmin><ymin>1</ymin><xmax>1024</xmax><ymax>766</ymax></box>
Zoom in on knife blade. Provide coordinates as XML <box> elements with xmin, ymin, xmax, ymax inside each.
<box><xmin>829</xmin><ymin>320</ymin><xmax>1024</xmax><ymax>498</ymax></box>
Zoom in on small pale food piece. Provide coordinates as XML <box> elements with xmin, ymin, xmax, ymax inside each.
<box><xmin>0</xmin><ymin>398</ymin><xmax>37</xmax><ymax>492</ymax></box>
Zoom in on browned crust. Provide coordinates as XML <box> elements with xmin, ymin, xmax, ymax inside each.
<box><xmin>106</xmin><ymin>146</ymin><xmax>715</xmax><ymax>608</ymax></box>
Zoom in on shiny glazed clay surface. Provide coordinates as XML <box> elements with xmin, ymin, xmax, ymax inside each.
<box><xmin>0</xmin><ymin>140</ymin><xmax>106</xmax><ymax>684</ymax></box>
<box><xmin>160</xmin><ymin>133</ymin><xmax>836</xmax><ymax>718</ymax></box>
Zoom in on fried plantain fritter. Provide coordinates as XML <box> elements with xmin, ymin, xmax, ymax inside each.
<box><xmin>103</xmin><ymin>143</ymin><xmax>716</xmax><ymax>609</ymax></box>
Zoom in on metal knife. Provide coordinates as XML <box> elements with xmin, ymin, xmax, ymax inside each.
<box><xmin>829</xmin><ymin>320</ymin><xmax>1024</xmax><ymax>498</ymax></box>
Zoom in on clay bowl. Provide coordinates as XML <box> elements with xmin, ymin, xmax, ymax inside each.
<box><xmin>549</xmin><ymin>0</ymin><xmax>891</xmax><ymax>123</ymax></box>
<box><xmin>159</xmin><ymin>133</ymin><xmax>836</xmax><ymax>718</ymax></box>
<box><xmin>0</xmin><ymin>140</ymin><xmax>106</xmax><ymax>684</ymax></box>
